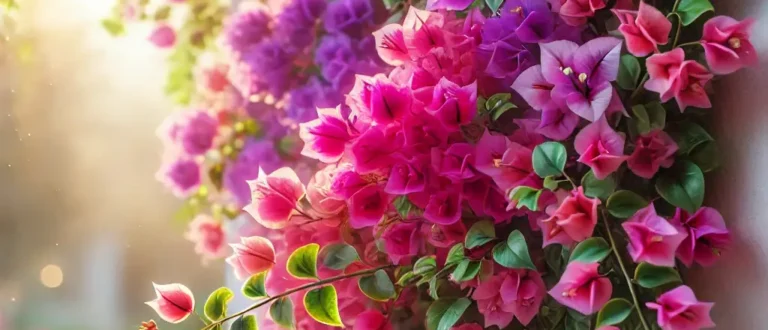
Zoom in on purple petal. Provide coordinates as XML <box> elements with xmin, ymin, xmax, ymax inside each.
<box><xmin>540</xmin><ymin>40</ymin><xmax>579</xmax><ymax>85</ymax></box>
<box><xmin>572</xmin><ymin>37</ymin><xmax>623</xmax><ymax>86</ymax></box>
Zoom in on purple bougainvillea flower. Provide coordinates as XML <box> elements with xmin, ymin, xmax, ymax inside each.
<box><xmin>324</xmin><ymin>0</ymin><xmax>377</xmax><ymax>38</ymax></box>
<box><xmin>426</xmin><ymin>0</ymin><xmax>473</xmax><ymax>11</ymax></box>
<box><xmin>145</xmin><ymin>283</ymin><xmax>195</xmax><ymax>323</ymax></box>
<box><xmin>645</xmin><ymin>49</ymin><xmax>714</xmax><ymax>111</ymax></box>
<box><xmin>646</xmin><ymin>285</ymin><xmax>715</xmax><ymax>330</ymax></box>
<box><xmin>223</xmin><ymin>9</ymin><xmax>272</xmax><ymax>55</ymax></box>
<box><xmin>224</xmin><ymin>140</ymin><xmax>282</xmax><ymax>206</ymax></box>
<box><xmin>179</xmin><ymin>111</ymin><xmax>218</xmax><ymax>156</ymax></box>
<box><xmin>500</xmin><ymin>0</ymin><xmax>556</xmax><ymax>43</ymax></box>
<box><xmin>540</xmin><ymin>37</ymin><xmax>622</xmax><ymax>121</ymax></box>
<box><xmin>550</xmin><ymin>261</ymin><xmax>612</xmax><ymax>315</ymax></box>
<box><xmin>670</xmin><ymin>207</ymin><xmax>731</xmax><ymax>267</ymax></box>
<box><xmin>157</xmin><ymin>158</ymin><xmax>202</xmax><ymax>198</ymax></box>
<box><xmin>574</xmin><ymin>116</ymin><xmax>628</xmax><ymax>179</ymax></box>
<box><xmin>243</xmin><ymin>167</ymin><xmax>305</xmax><ymax>230</ymax></box>
<box><xmin>512</xmin><ymin>65</ymin><xmax>555</xmax><ymax>111</ymax></box>
<box><xmin>613</xmin><ymin>1</ymin><xmax>672</xmax><ymax>57</ymax></box>
<box><xmin>623</xmin><ymin>205</ymin><xmax>688</xmax><ymax>267</ymax></box>
<box><xmin>558</xmin><ymin>0</ymin><xmax>606</xmax><ymax>26</ymax></box>
<box><xmin>701</xmin><ymin>16</ymin><xmax>758</xmax><ymax>74</ymax></box>
<box><xmin>537</xmin><ymin>105</ymin><xmax>580</xmax><ymax>140</ymax></box>
<box><xmin>299</xmin><ymin>107</ymin><xmax>354</xmax><ymax>163</ymax></box>
<box><xmin>628</xmin><ymin>130</ymin><xmax>678</xmax><ymax>179</ymax></box>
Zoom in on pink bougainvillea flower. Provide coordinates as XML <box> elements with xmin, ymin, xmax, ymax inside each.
<box><xmin>386</xmin><ymin>161</ymin><xmax>427</xmax><ymax>195</ymax></box>
<box><xmin>540</xmin><ymin>37</ymin><xmax>622</xmax><ymax>122</ymax></box>
<box><xmin>549</xmin><ymin>261</ymin><xmax>612</xmax><ymax>315</ymax></box>
<box><xmin>185</xmin><ymin>215</ymin><xmax>227</xmax><ymax>261</ymax></box>
<box><xmin>537</xmin><ymin>105</ymin><xmax>580</xmax><ymax>141</ymax></box>
<box><xmin>427</xmin><ymin>222</ymin><xmax>467</xmax><ymax>248</ymax></box>
<box><xmin>472</xmin><ymin>274</ymin><xmax>516</xmax><ymax>328</ymax></box>
<box><xmin>382</xmin><ymin>222</ymin><xmax>422</xmax><ymax>264</ymax></box>
<box><xmin>139</xmin><ymin>320</ymin><xmax>158</xmax><ymax>330</ymax></box>
<box><xmin>373</xmin><ymin>24</ymin><xmax>410</xmax><ymax>66</ymax></box>
<box><xmin>645</xmin><ymin>49</ymin><xmax>714</xmax><ymax>111</ymax></box>
<box><xmin>427</xmin><ymin>78</ymin><xmax>478</xmax><ymax>130</ymax></box>
<box><xmin>306</xmin><ymin>165</ymin><xmax>347</xmax><ymax>216</ymax></box>
<box><xmin>670</xmin><ymin>207</ymin><xmax>731</xmax><ymax>267</ymax></box>
<box><xmin>464</xmin><ymin>177</ymin><xmax>514</xmax><ymax>223</ymax></box>
<box><xmin>145</xmin><ymin>283</ymin><xmax>195</xmax><ymax>323</ymax></box>
<box><xmin>354</xmin><ymin>310</ymin><xmax>392</xmax><ymax>330</ymax></box>
<box><xmin>347</xmin><ymin>75</ymin><xmax>413</xmax><ymax>124</ymax></box>
<box><xmin>243</xmin><ymin>167</ymin><xmax>305</xmax><ymax>229</ymax></box>
<box><xmin>628</xmin><ymin>130</ymin><xmax>678</xmax><ymax>179</ymax></box>
<box><xmin>499</xmin><ymin>270</ymin><xmax>547</xmax><ymax>325</ymax></box>
<box><xmin>348</xmin><ymin>184</ymin><xmax>388</xmax><ymax>228</ymax></box>
<box><xmin>149</xmin><ymin>24</ymin><xmax>176</xmax><ymax>48</ymax></box>
<box><xmin>540</xmin><ymin>187</ymin><xmax>600</xmax><ymax>247</ymax></box>
<box><xmin>330</xmin><ymin>164</ymin><xmax>370</xmax><ymax>199</ymax></box>
<box><xmin>226</xmin><ymin>236</ymin><xmax>276</xmax><ymax>280</ymax></box>
<box><xmin>401</xmin><ymin>7</ymin><xmax>447</xmax><ymax>59</ymax></box>
<box><xmin>474</xmin><ymin>130</ymin><xmax>537</xmax><ymax>191</ymax></box>
<box><xmin>597</xmin><ymin>327</ymin><xmax>620</xmax><ymax>330</ymax></box>
<box><xmin>299</xmin><ymin>107</ymin><xmax>353</xmax><ymax>163</ymax></box>
<box><xmin>351</xmin><ymin>124</ymin><xmax>404</xmax><ymax>173</ymax></box>
<box><xmin>622</xmin><ymin>205</ymin><xmax>688</xmax><ymax>267</ymax></box>
<box><xmin>559</xmin><ymin>0</ymin><xmax>606</xmax><ymax>26</ymax></box>
<box><xmin>701</xmin><ymin>16</ymin><xmax>758</xmax><ymax>74</ymax></box>
<box><xmin>431</xmin><ymin>143</ymin><xmax>477</xmax><ymax>181</ymax></box>
<box><xmin>612</xmin><ymin>1</ymin><xmax>672</xmax><ymax>57</ymax></box>
<box><xmin>646</xmin><ymin>285</ymin><xmax>715</xmax><ymax>330</ymax></box>
<box><xmin>511</xmin><ymin>65</ymin><xmax>555</xmax><ymax>111</ymax></box>
<box><xmin>424</xmin><ymin>188</ymin><xmax>463</xmax><ymax>225</ymax></box>
<box><xmin>574</xmin><ymin>116</ymin><xmax>629</xmax><ymax>179</ymax></box>
<box><xmin>426</xmin><ymin>0</ymin><xmax>473</xmax><ymax>10</ymax></box>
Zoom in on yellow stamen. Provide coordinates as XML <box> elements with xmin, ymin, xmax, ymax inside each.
<box><xmin>578</xmin><ymin>73</ymin><xmax>588</xmax><ymax>83</ymax></box>
<box><xmin>511</xmin><ymin>6</ymin><xmax>523</xmax><ymax>15</ymax></box>
<box><xmin>712</xmin><ymin>248</ymin><xmax>721</xmax><ymax>256</ymax></box>
<box><xmin>493</xmin><ymin>158</ymin><xmax>503</xmax><ymax>168</ymax></box>
<box><xmin>728</xmin><ymin>37</ymin><xmax>741</xmax><ymax>49</ymax></box>
<box><xmin>650</xmin><ymin>235</ymin><xmax>663</xmax><ymax>243</ymax></box>
<box><xmin>562</xmin><ymin>67</ymin><xmax>573</xmax><ymax>75</ymax></box>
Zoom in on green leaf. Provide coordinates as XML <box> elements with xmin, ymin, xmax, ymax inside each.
<box><xmin>428</xmin><ymin>276</ymin><xmax>441</xmax><ymax>300</ymax></box>
<box><xmin>690</xmin><ymin>142</ymin><xmax>720</xmax><ymax>172</ymax></box>
<box><xmin>669</xmin><ymin>122</ymin><xmax>713</xmax><ymax>155</ymax></box>
<box><xmin>491</xmin><ymin>103</ymin><xmax>517</xmax><ymax>121</ymax></box>
<box><xmin>426</xmin><ymin>298</ymin><xmax>472</xmax><ymax>330</ymax></box>
<box><xmin>569</xmin><ymin>238</ymin><xmax>611</xmax><ymax>263</ymax></box>
<box><xmin>396</xmin><ymin>271</ymin><xmax>417</xmax><ymax>286</ymax></box>
<box><xmin>565</xmin><ymin>309</ymin><xmax>591</xmax><ymax>330</ymax></box>
<box><xmin>287</xmin><ymin>243</ymin><xmax>320</xmax><ymax>280</ymax></box>
<box><xmin>543</xmin><ymin>176</ymin><xmax>560</xmax><ymax>190</ymax></box>
<box><xmin>617</xmin><ymin>55</ymin><xmax>641</xmax><ymax>90</ymax></box>
<box><xmin>632</xmin><ymin>104</ymin><xmax>651</xmax><ymax>134</ymax></box>
<box><xmin>393</xmin><ymin>195</ymin><xmax>416</xmax><ymax>218</ymax></box>
<box><xmin>465</xmin><ymin>220</ymin><xmax>496</xmax><ymax>249</ymax></box>
<box><xmin>269</xmin><ymin>297</ymin><xmax>295</xmax><ymax>330</ymax></box>
<box><xmin>645</xmin><ymin>102</ymin><xmax>667</xmax><ymax>131</ymax></box>
<box><xmin>319</xmin><ymin>243</ymin><xmax>359</xmax><ymax>270</ymax></box>
<box><xmin>677</xmin><ymin>0</ymin><xmax>714</xmax><ymax>25</ymax></box>
<box><xmin>230</xmin><ymin>315</ymin><xmax>258</xmax><ymax>330</ymax></box>
<box><xmin>596</xmin><ymin>298</ymin><xmax>632</xmax><ymax>328</ymax></box>
<box><xmin>413</xmin><ymin>256</ymin><xmax>438</xmax><ymax>275</ymax></box>
<box><xmin>303</xmin><ymin>286</ymin><xmax>343</xmax><ymax>327</ymax></box>
<box><xmin>204</xmin><ymin>287</ymin><xmax>234</xmax><ymax>321</ymax></box>
<box><xmin>509</xmin><ymin>186</ymin><xmax>543</xmax><ymax>211</ymax></box>
<box><xmin>634</xmin><ymin>263</ymin><xmax>682</xmax><ymax>288</ymax></box>
<box><xmin>358</xmin><ymin>269</ymin><xmax>396</xmax><ymax>301</ymax></box>
<box><xmin>493</xmin><ymin>230</ymin><xmax>536</xmax><ymax>270</ymax></box>
<box><xmin>606</xmin><ymin>190</ymin><xmax>648</xmax><ymax>218</ymax></box>
<box><xmin>655</xmin><ymin>161</ymin><xmax>705</xmax><ymax>213</ymax></box>
<box><xmin>581</xmin><ymin>171</ymin><xmax>617</xmax><ymax>200</ymax></box>
<box><xmin>154</xmin><ymin>5</ymin><xmax>172</xmax><ymax>21</ymax></box>
<box><xmin>485</xmin><ymin>0</ymin><xmax>504</xmax><ymax>15</ymax></box>
<box><xmin>242</xmin><ymin>272</ymin><xmax>268</xmax><ymax>299</ymax></box>
<box><xmin>451</xmin><ymin>260</ymin><xmax>482</xmax><ymax>282</ymax></box>
<box><xmin>445</xmin><ymin>243</ymin><xmax>465</xmax><ymax>265</ymax></box>
<box><xmin>101</xmin><ymin>18</ymin><xmax>126</xmax><ymax>37</ymax></box>
<box><xmin>532</xmin><ymin>142</ymin><xmax>567</xmax><ymax>178</ymax></box>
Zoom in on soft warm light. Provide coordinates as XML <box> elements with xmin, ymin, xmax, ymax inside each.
<box><xmin>40</xmin><ymin>264</ymin><xmax>63</xmax><ymax>288</ymax></box>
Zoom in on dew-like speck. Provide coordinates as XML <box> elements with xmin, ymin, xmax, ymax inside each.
<box><xmin>7</xmin><ymin>164</ymin><xmax>11</xmax><ymax>168</ymax></box>
<box><xmin>27</xmin><ymin>133</ymin><xmax>31</xmax><ymax>137</ymax></box>
<box><xmin>10</xmin><ymin>298</ymin><xmax>15</xmax><ymax>302</ymax></box>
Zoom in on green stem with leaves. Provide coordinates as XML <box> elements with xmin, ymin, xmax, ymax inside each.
<box><xmin>601</xmin><ymin>211</ymin><xmax>651</xmax><ymax>330</ymax></box>
<box><xmin>201</xmin><ymin>265</ymin><xmax>393</xmax><ymax>330</ymax></box>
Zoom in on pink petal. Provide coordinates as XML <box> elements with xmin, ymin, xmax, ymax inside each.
<box><xmin>146</xmin><ymin>283</ymin><xmax>195</xmax><ymax>324</ymax></box>
<box><xmin>373</xmin><ymin>24</ymin><xmax>410</xmax><ymax>66</ymax></box>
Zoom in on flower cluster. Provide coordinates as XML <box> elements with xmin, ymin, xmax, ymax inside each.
<box><xmin>142</xmin><ymin>0</ymin><xmax>754</xmax><ymax>329</ymax></box>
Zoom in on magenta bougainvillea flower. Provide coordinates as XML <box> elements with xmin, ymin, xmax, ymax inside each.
<box><xmin>623</xmin><ymin>205</ymin><xmax>688</xmax><ymax>267</ymax></box>
<box><xmin>226</xmin><ymin>236</ymin><xmax>276</xmax><ymax>280</ymax></box>
<box><xmin>645</xmin><ymin>49</ymin><xmax>714</xmax><ymax>111</ymax></box>
<box><xmin>149</xmin><ymin>24</ymin><xmax>176</xmax><ymax>48</ymax></box>
<box><xmin>671</xmin><ymin>207</ymin><xmax>731</xmax><ymax>267</ymax></box>
<box><xmin>558</xmin><ymin>0</ymin><xmax>606</xmax><ymax>26</ymax></box>
<box><xmin>472</xmin><ymin>274</ymin><xmax>517</xmax><ymax>328</ymax></box>
<box><xmin>145</xmin><ymin>283</ymin><xmax>195</xmax><ymax>324</ymax></box>
<box><xmin>701</xmin><ymin>16</ymin><xmax>758</xmax><ymax>75</ymax></box>
<box><xmin>499</xmin><ymin>270</ymin><xmax>547</xmax><ymax>325</ymax></box>
<box><xmin>627</xmin><ymin>129</ymin><xmax>678</xmax><ymax>179</ymax></box>
<box><xmin>646</xmin><ymin>285</ymin><xmax>715</xmax><ymax>330</ymax></box>
<box><xmin>382</xmin><ymin>221</ymin><xmax>423</xmax><ymax>264</ymax></box>
<box><xmin>549</xmin><ymin>261</ymin><xmax>612</xmax><ymax>315</ymax></box>
<box><xmin>353</xmin><ymin>310</ymin><xmax>392</xmax><ymax>330</ymax></box>
<box><xmin>540</xmin><ymin>187</ymin><xmax>600</xmax><ymax>246</ymax></box>
<box><xmin>348</xmin><ymin>184</ymin><xmax>388</xmax><ymax>228</ymax></box>
<box><xmin>184</xmin><ymin>215</ymin><xmax>227</xmax><ymax>262</ymax></box>
<box><xmin>613</xmin><ymin>1</ymin><xmax>672</xmax><ymax>57</ymax></box>
<box><xmin>574</xmin><ymin>116</ymin><xmax>629</xmax><ymax>179</ymax></box>
<box><xmin>243</xmin><ymin>167</ymin><xmax>305</xmax><ymax>229</ymax></box>
<box><xmin>299</xmin><ymin>107</ymin><xmax>354</xmax><ymax>164</ymax></box>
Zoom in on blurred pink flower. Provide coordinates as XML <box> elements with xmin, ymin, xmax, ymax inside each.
<box><xmin>185</xmin><ymin>215</ymin><xmax>227</xmax><ymax>262</ymax></box>
<box><xmin>149</xmin><ymin>24</ymin><xmax>176</xmax><ymax>48</ymax></box>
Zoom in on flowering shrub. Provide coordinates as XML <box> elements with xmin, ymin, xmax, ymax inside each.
<box><xmin>141</xmin><ymin>0</ymin><xmax>755</xmax><ymax>329</ymax></box>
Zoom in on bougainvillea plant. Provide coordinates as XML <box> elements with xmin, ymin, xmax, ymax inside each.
<box><xmin>142</xmin><ymin>0</ymin><xmax>755</xmax><ymax>329</ymax></box>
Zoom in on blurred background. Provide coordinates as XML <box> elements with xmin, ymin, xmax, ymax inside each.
<box><xmin>0</xmin><ymin>0</ymin><xmax>222</xmax><ymax>329</ymax></box>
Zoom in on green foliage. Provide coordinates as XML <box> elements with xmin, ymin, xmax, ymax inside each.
<box><xmin>451</xmin><ymin>259</ymin><xmax>482</xmax><ymax>282</ymax></box>
<box><xmin>596</xmin><ymin>298</ymin><xmax>633</xmax><ymax>328</ymax></box>
<box><xmin>230</xmin><ymin>315</ymin><xmax>258</xmax><ymax>330</ymax></box>
<box><xmin>465</xmin><ymin>220</ymin><xmax>496</xmax><ymax>249</ymax></box>
<box><xmin>533</xmin><ymin>142</ymin><xmax>567</xmax><ymax>178</ymax></box>
<box><xmin>655</xmin><ymin>161</ymin><xmax>705</xmax><ymax>213</ymax></box>
<box><xmin>509</xmin><ymin>186</ymin><xmax>543</xmax><ymax>211</ymax></box>
<box><xmin>426</xmin><ymin>298</ymin><xmax>472</xmax><ymax>330</ymax></box>
<box><xmin>484</xmin><ymin>93</ymin><xmax>517</xmax><ymax>121</ymax></box>
<box><xmin>617</xmin><ymin>55</ymin><xmax>641</xmax><ymax>90</ymax></box>
<box><xmin>581</xmin><ymin>171</ymin><xmax>617</xmax><ymax>200</ymax></box>
<box><xmin>492</xmin><ymin>230</ymin><xmax>536</xmax><ymax>270</ymax></box>
<box><xmin>242</xmin><ymin>272</ymin><xmax>268</xmax><ymax>299</ymax></box>
<box><xmin>393</xmin><ymin>195</ymin><xmax>418</xmax><ymax>218</ymax></box>
<box><xmin>101</xmin><ymin>18</ymin><xmax>126</xmax><ymax>36</ymax></box>
<box><xmin>204</xmin><ymin>287</ymin><xmax>234</xmax><ymax>321</ymax></box>
<box><xmin>690</xmin><ymin>141</ymin><xmax>720</xmax><ymax>172</ymax></box>
<box><xmin>445</xmin><ymin>243</ymin><xmax>465</xmax><ymax>265</ymax></box>
<box><xmin>303</xmin><ymin>286</ymin><xmax>343</xmax><ymax>327</ymax></box>
<box><xmin>287</xmin><ymin>243</ymin><xmax>320</xmax><ymax>280</ymax></box>
<box><xmin>358</xmin><ymin>269</ymin><xmax>396</xmax><ymax>301</ymax></box>
<box><xmin>631</xmin><ymin>103</ymin><xmax>667</xmax><ymax>135</ymax></box>
<box><xmin>634</xmin><ymin>263</ymin><xmax>682</xmax><ymax>288</ymax></box>
<box><xmin>319</xmin><ymin>243</ymin><xmax>359</xmax><ymax>270</ymax></box>
<box><xmin>413</xmin><ymin>256</ymin><xmax>438</xmax><ymax>275</ymax></box>
<box><xmin>607</xmin><ymin>190</ymin><xmax>649</xmax><ymax>218</ymax></box>
<box><xmin>269</xmin><ymin>297</ymin><xmax>295</xmax><ymax>330</ymax></box>
<box><xmin>677</xmin><ymin>0</ymin><xmax>714</xmax><ymax>25</ymax></box>
<box><xmin>569</xmin><ymin>238</ymin><xmax>611</xmax><ymax>263</ymax></box>
<box><xmin>668</xmin><ymin>122</ymin><xmax>713</xmax><ymax>155</ymax></box>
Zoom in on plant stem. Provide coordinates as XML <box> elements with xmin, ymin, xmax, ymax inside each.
<box><xmin>561</xmin><ymin>171</ymin><xmax>576</xmax><ymax>188</ymax></box>
<box><xmin>629</xmin><ymin>73</ymin><xmax>649</xmax><ymax>102</ymax></box>
<box><xmin>677</xmin><ymin>41</ymin><xmax>701</xmax><ymax>49</ymax></box>
<box><xmin>601</xmin><ymin>212</ymin><xmax>651</xmax><ymax>330</ymax></box>
<box><xmin>201</xmin><ymin>265</ymin><xmax>393</xmax><ymax>330</ymax></box>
